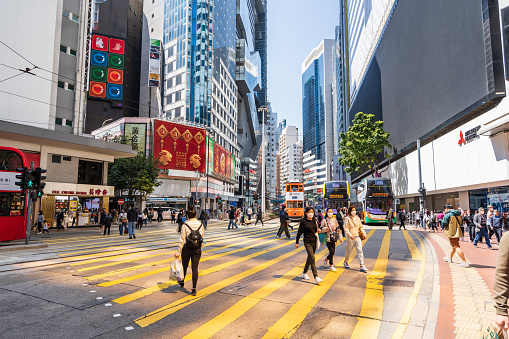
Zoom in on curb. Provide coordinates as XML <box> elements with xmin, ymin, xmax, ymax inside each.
<box><xmin>0</xmin><ymin>242</ymin><xmax>48</xmax><ymax>252</ymax></box>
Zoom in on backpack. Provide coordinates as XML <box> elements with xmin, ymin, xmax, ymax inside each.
<box><xmin>185</xmin><ymin>222</ymin><xmax>203</xmax><ymax>248</ymax></box>
<box><xmin>431</xmin><ymin>214</ymin><xmax>437</xmax><ymax>223</ymax></box>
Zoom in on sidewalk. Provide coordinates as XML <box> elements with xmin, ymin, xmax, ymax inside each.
<box><xmin>413</xmin><ymin>227</ymin><xmax>499</xmax><ymax>339</ymax></box>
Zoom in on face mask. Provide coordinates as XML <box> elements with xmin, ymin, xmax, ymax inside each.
<box><xmin>327</xmin><ymin>213</ymin><xmax>333</xmax><ymax>218</ymax></box>
<box><xmin>307</xmin><ymin>213</ymin><xmax>314</xmax><ymax>219</ymax></box>
<box><xmin>352</xmin><ymin>211</ymin><xmax>357</xmax><ymax>216</ymax></box>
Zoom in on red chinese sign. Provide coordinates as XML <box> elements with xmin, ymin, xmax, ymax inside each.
<box><xmin>153</xmin><ymin>120</ymin><xmax>206</xmax><ymax>173</ymax></box>
<box><xmin>213</xmin><ymin>143</ymin><xmax>231</xmax><ymax>178</ymax></box>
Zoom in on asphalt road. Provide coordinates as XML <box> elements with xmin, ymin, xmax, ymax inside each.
<box><xmin>0</xmin><ymin>219</ymin><xmax>439</xmax><ymax>338</ymax></box>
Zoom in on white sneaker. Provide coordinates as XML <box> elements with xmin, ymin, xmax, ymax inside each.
<box><xmin>323</xmin><ymin>258</ymin><xmax>329</xmax><ymax>268</ymax></box>
<box><xmin>37</xmin><ymin>232</ymin><xmax>42</xmax><ymax>235</ymax></box>
<box><xmin>458</xmin><ymin>262</ymin><xmax>470</xmax><ymax>268</ymax></box>
<box><xmin>315</xmin><ymin>277</ymin><xmax>323</xmax><ymax>284</ymax></box>
<box><xmin>301</xmin><ymin>273</ymin><xmax>310</xmax><ymax>280</ymax></box>
<box><xmin>329</xmin><ymin>266</ymin><xmax>337</xmax><ymax>272</ymax></box>
<box><xmin>443</xmin><ymin>257</ymin><xmax>452</xmax><ymax>263</ymax></box>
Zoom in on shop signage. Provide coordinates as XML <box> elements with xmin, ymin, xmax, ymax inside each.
<box><xmin>69</xmin><ymin>200</ymin><xmax>78</xmax><ymax>211</ymax></box>
<box><xmin>153</xmin><ymin>120</ymin><xmax>206</xmax><ymax>173</ymax></box>
<box><xmin>148</xmin><ymin>39</ymin><xmax>161</xmax><ymax>87</ymax></box>
<box><xmin>458</xmin><ymin>125</ymin><xmax>481</xmax><ymax>146</ymax></box>
<box><xmin>51</xmin><ymin>189</ymin><xmax>108</xmax><ymax>195</ymax></box>
<box><xmin>317</xmin><ymin>188</ymin><xmax>323</xmax><ymax>193</ymax></box>
<box><xmin>125</xmin><ymin>123</ymin><xmax>147</xmax><ymax>153</ymax></box>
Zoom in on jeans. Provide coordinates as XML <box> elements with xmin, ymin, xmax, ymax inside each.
<box><xmin>345</xmin><ymin>236</ymin><xmax>364</xmax><ymax>265</ymax></box>
<box><xmin>228</xmin><ymin>219</ymin><xmax>238</xmax><ymax>229</ymax></box>
<box><xmin>203</xmin><ymin>220</ymin><xmax>208</xmax><ymax>228</ymax></box>
<box><xmin>473</xmin><ymin>227</ymin><xmax>491</xmax><ymax>247</ymax></box>
<box><xmin>303</xmin><ymin>242</ymin><xmax>318</xmax><ymax>277</ymax></box>
<box><xmin>119</xmin><ymin>222</ymin><xmax>127</xmax><ymax>235</ymax></box>
<box><xmin>127</xmin><ymin>221</ymin><xmax>136</xmax><ymax>238</ymax></box>
<box><xmin>277</xmin><ymin>223</ymin><xmax>290</xmax><ymax>238</ymax></box>
<box><xmin>493</xmin><ymin>227</ymin><xmax>503</xmax><ymax>243</ymax></box>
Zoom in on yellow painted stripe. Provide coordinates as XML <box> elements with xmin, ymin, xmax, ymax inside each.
<box><xmin>350</xmin><ymin>230</ymin><xmax>391</xmax><ymax>339</ymax></box>
<box><xmin>134</xmin><ymin>241</ymin><xmax>301</xmax><ymax>327</ymax></box>
<box><xmin>183</xmin><ymin>234</ymin><xmax>371</xmax><ymax>339</ymax></box>
<box><xmin>85</xmin><ymin>237</ymin><xmax>278</xmax><ymax>281</ymax></box>
<box><xmin>77</xmin><ymin>230</ymin><xmax>280</xmax><ymax>273</ymax></box>
<box><xmin>392</xmin><ymin>231</ymin><xmax>426</xmax><ymax>339</ymax></box>
<box><xmin>402</xmin><ymin>230</ymin><xmax>422</xmax><ymax>260</ymax></box>
<box><xmin>262</xmin><ymin>230</ymin><xmax>377</xmax><ymax>339</ymax></box>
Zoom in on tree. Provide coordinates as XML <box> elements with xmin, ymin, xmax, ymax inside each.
<box><xmin>338</xmin><ymin>112</ymin><xmax>392</xmax><ymax>177</ymax></box>
<box><xmin>108</xmin><ymin>153</ymin><xmax>161</xmax><ymax>204</ymax></box>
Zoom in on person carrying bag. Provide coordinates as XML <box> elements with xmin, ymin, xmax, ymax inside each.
<box><xmin>174</xmin><ymin>206</ymin><xmax>205</xmax><ymax>296</ymax></box>
<box><xmin>343</xmin><ymin>206</ymin><xmax>368</xmax><ymax>272</ymax></box>
<box><xmin>320</xmin><ymin>208</ymin><xmax>343</xmax><ymax>271</ymax></box>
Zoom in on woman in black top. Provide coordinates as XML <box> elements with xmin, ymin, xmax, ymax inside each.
<box><xmin>295</xmin><ymin>207</ymin><xmax>323</xmax><ymax>284</ymax></box>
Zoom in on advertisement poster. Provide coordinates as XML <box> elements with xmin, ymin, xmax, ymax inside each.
<box><xmin>153</xmin><ymin>120</ymin><xmax>206</xmax><ymax>173</ymax></box>
<box><xmin>89</xmin><ymin>35</ymin><xmax>125</xmax><ymax>100</ymax></box>
<box><xmin>231</xmin><ymin>155</ymin><xmax>236</xmax><ymax>180</ymax></box>
<box><xmin>148</xmin><ymin>39</ymin><xmax>161</xmax><ymax>88</ymax></box>
<box><xmin>207</xmin><ymin>136</ymin><xmax>214</xmax><ymax>174</ymax></box>
<box><xmin>124</xmin><ymin>123</ymin><xmax>147</xmax><ymax>153</ymax></box>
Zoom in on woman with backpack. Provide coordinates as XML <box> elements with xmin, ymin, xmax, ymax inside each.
<box><xmin>174</xmin><ymin>205</ymin><xmax>204</xmax><ymax>296</ymax></box>
<box><xmin>320</xmin><ymin>208</ymin><xmax>343</xmax><ymax>271</ymax></box>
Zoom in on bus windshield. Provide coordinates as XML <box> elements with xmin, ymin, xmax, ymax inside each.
<box><xmin>287</xmin><ymin>184</ymin><xmax>303</xmax><ymax>192</ymax></box>
<box><xmin>366</xmin><ymin>179</ymin><xmax>393</xmax><ymax>198</ymax></box>
<box><xmin>0</xmin><ymin>149</ymin><xmax>23</xmax><ymax>171</ymax></box>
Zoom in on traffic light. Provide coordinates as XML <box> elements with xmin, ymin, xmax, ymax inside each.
<box><xmin>34</xmin><ymin>167</ymin><xmax>47</xmax><ymax>200</ymax></box>
<box><xmin>15</xmin><ymin>167</ymin><xmax>28</xmax><ymax>190</ymax></box>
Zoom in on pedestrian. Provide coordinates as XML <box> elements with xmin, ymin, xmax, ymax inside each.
<box><xmin>228</xmin><ymin>206</ymin><xmax>238</xmax><ymax>229</ymax></box>
<box><xmin>437</xmin><ymin>210</ymin><xmax>444</xmax><ymax>232</ymax></box>
<box><xmin>42</xmin><ymin>220</ymin><xmax>49</xmax><ymax>234</ymax></box>
<box><xmin>415</xmin><ymin>210</ymin><xmax>421</xmax><ymax>228</ymax></box>
<box><xmin>174</xmin><ymin>205</ymin><xmax>204</xmax><ymax>296</ymax></box>
<box><xmin>111</xmin><ymin>209</ymin><xmax>118</xmax><ymax>224</ymax></box>
<box><xmin>317</xmin><ymin>209</ymin><xmax>324</xmax><ymax>224</ymax></box>
<box><xmin>321</xmin><ymin>207</ymin><xmax>343</xmax><ymax>272</ymax></box>
<box><xmin>442</xmin><ymin>204</ymin><xmax>469</xmax><ymax>267</ymax></box>
<box><xmin>119</xmin><ymin>209</ymin><xmax>127</xmax><ymax>235</ymax></box>
<box><xmin>399</xmin><ymin>208</ymin><xmax>407</xmax><ymax>230</ymax></box>
<box><xmin>149</xmin><ymin>208</ymin><xmax>154</xmax><ymax>223</ymax></box>
<box><xmin>494</xmin><ymin>232</ymin><xmax>509</xmax><ymax>332</ymax></box>
<box><xmin>473</xmin><ymin>207</ymin><xmax>493</xmax><ymax>249</ymax></box>
<box><xmin>490</xmin><ymin>209</ymin><xmax>505</xmax><ymax>245</ymax></box>
<box><xmin>386</xmin><ymin>208</ymin><xmax>394</xmax><ymax>231</ymax></box>
<box><xmin>247</xmin><ymin>206</ymin><xmax>253</xmax><ymax>220</ymax></box>
<box><xmin>430</xmin><ymin>211</ymin><xmax>438</xmax><ymax>233</ymax></box>
<box><xmin>103</xmin><ymin>212</ymin><xmax>113</xmax><ymax>235</ymax></box>
<box><xmin>255</xmin><ymin>207</ymin><xmax>264</xmax><ymax>226</ymax></box>
<box><xmin>337</xmin><ymin>208</ymin><xmax>345</xmax><ymax>237</ymax></box>
<box><xmin>36</xmin><ymin>210</ymin><xmax>44</xmax><ymax>235</ymax></box>
<box><xmin>295</xmin><ymin>207</ymin><xmax>323</xmax><ymax>284</ymax></box>
<box><xmin>199</xmin><ymin>208</ymin><xmax>209</xmax><ymax>228</ymax></box>
<box><xmin>343</xmin><ymin>206</ymin><xmax>368</xmax><ymax>272</ymax></box>
<box><xmin>143</xmin><ymin>208</ymin><xmax>148</xmax><ymax>226</ymax></box>
<box><xmin>157</xmin><ymin>207</ymin><xmax>163</xmax><ymax>223</ymax></box>
<box><xmin>277</xmin><ymin>207</ymin><xmax>291</xmax><ymax>239</ymax></box>
<box><xmin>177</xmin><ymin>209</ymin><xmax>184</xmax><ymax>233</ymax></box>
<box><xmin>127</xmin><ymin>204</ymin><xmax>137</xmax><ymax>239</ymax></box>
<box><xmin>56</xmin><ymin>209</ymin><xmax>65</xmax><ymax>231</ymax></box>
<box><xmin>99</xmin><ymin>209</ymin><xmax>106</xmax><ymax>232</ymax></box>
<box><xmin>463</xmin><ymin>210</ymin><xmax>475</xmax><ymax>242</ymax></box>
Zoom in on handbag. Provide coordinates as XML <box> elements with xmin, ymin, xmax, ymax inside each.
<box><xmin>356</xmin><ymin>218</ymin><xmax>366</xmax><ymax>240</ymax></box>
<box><xmin>325</xmin><ymin>218</ymin><xmax>339</xmax><ymax>242</ymax></box>
<box><xmin>170</xmin><ymin>259</ymin><xmax>184</xmax><ymax>281</ymax></box>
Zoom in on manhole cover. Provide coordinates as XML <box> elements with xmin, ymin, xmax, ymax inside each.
<box><xmin>382</xmin><ymin>279</ymin><xmax>415</xmax><ymax>287</ymax></box>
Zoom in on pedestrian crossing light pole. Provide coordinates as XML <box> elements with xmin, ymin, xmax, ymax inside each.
<box><xmin>417</xmin><ymin>139</ymin><xmax>426</xmax><ymax>228</ymax></box>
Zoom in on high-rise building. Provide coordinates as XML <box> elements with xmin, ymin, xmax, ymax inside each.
<box><xmin>265</xmin><ymin>106</ymin><xmax>277</xmax><ymax>200</ymax></box>
<box><xmin>85</xmin><ymin>0</ymin><xmax>144</xmax><ymax>133</ymax></box>
<box><xmin>254</xmin><ymin>0</ymin><xmax>267</xmax><ymax>107</ymax></box>
<box><xmin>302</xmin><ymin>39</ymin><xmax>335</xmax><ymax>181</ymax></box>
<box><xmin>278</xmin><ymin>126</ymin><xmax>303</xmax><ymax>195</ymax></box>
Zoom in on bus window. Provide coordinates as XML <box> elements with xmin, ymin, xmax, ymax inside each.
<box><xmin>286</xmin><ymin>185</ymin><xmax>291</xmax><ymax>192</ymax></box>
<box><xmin>298</xmin><ymin>186</ymin><xmax>303</xmax><ymax>192</ymax></box>
<box><xmin>0</xmin><ymin>193</ymin><xmax>25</xmax><ymax>217</ymax></box>
<box><xmin>297</xmin><ymin>201</ymin><xmax>303</xmax><ymax>208</ymax></box>
<box><xmin>0</xmin><ymin>149</ymin><xmax>23</xmax><ymax>171</ymax></box>
<box><xmin>291</xmin><ymin>185</ymin><xmax>299</xmax><ymax>192</ymax></box>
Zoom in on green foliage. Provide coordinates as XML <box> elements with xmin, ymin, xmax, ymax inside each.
<box><xmin>338</xmin><ymin>112</ymin><xmax>392</xmax><ymax>176</ymax></box>
<box><xmin>108</xmin><ymin>153</ymin><xmax>161</xmax><ymax>200</ymax></box>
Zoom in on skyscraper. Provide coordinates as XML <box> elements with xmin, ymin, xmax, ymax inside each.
<box><xmin>302</xmin><ymin>39</ymin><xmax>335</xmax><ymax>179</ymax></box>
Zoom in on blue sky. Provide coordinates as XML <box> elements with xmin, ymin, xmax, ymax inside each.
<box><xmin>267</xmin><ymin>0</ymin><xmax>340</xmax><ymax>136</ymax></box>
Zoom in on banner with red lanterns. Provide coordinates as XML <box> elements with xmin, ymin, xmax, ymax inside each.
<box><xmin>153</xmin><ymin>120</ymin><xmax>206</xmax><ymax>173</ymax></box>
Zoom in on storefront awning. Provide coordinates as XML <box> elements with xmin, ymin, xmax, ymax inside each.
<box><xmin>478</xmin><ymin>98</ymin><xmax>509</xmax><ymax>136</ymax></box>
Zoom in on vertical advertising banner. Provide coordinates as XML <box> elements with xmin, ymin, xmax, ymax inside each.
<box><xmin>89</xmin><ymin>35</ymin><xmax>125</xmax><ymax>100</ymax></box>
<box><xmin>231</xmin><ymin>155</ymin><xmax>236</xmax><ymax>180</ymax></box>
<box><xmin>148</xmin><ymin>39</ymin><xmax>161</xmax><ymax>87</ymax></box>
<box><xmin>153</xmin><ymin>120</ymin><xmax>206</xmax><ymax>173</ymax></box>
<box><xmin>206</xmin><ymin>136</ymin><xmax>214</xmax><ymax>174</ymax></box>
<box><xmin>124</xmin><ymin>123</ymin><xmax>147</xmax><ymax>153</ymax></box>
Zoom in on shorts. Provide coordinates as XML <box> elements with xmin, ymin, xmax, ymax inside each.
<box><xmin>449</xmin><ymin>237</ymin><xmax>460</xmax><ymax>248</ymax></box>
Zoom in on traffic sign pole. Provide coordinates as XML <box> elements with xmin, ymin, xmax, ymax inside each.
<box><xmin>25</xmin><ymin>161</ymin><xmax>34</xmax><ymax>245</ymax></box>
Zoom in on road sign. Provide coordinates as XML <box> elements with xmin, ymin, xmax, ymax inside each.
<box><xmin>118</xmin><ymin>199</ymin><xmax>124</xmax><ymax>205</ymax></box>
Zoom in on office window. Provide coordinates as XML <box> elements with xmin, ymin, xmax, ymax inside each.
<box><xmin>69</xmin><ymin>48</ymin><xmax>77</xmax><ymax>57</ymax></box>
<box><xmin>52</xmin><ymin>155</ymin><xmax>61</xmax><ymax>163</ymax></box>
<box><xmin>78</xmin><ymin>160</ymin><xmax>103</xmax><ymax>185</ymax></box>
<box><xmin>62</xmin><ymin>9</ymin><xmax>70</xmax><ymax>18</ymax></box>
<box><xmin>65</xmin><ymin>119</ymin><xmax>73</xmax><ymax>127</ymax></box>
<box><xmin>176</xmin><ymin>74</ymin><xmax>182</xmax><ymax>85</ymax></box>
<box><xmin>175</xmin><ymin>106</ymin><xmax>181</xmax><ymax>118</ymax></box>
<box><xmin>71</xmin><ymin>14</ymin><xmax>79</xmax><ymax>23</ymax></box>
<box><xmin>166</xmin><ymin>78</ymin><xmax>173</xmax><ymax>89</ymax></box>
<box><xmin>165</xmin><ymin>94</ymin><xmax>172</xmax><ymax>104</ymax></box>
<box><xmin>55</xmin><ymin>118</ymin><xmax>63</xmax><ymax>125</ymax></box>
<box><xmin>60</xmin><ymin>44</ymin><xmax>67</xmax><ymax>53</ymax></box>
<box><xmin>63</xmin><ymin>156</ymin><xmax>71</xmax><ymax>161</ymax></box>
<box><xmin>58</xmin><ymin>81</ymin><xmax>65</xmax><ymax>89</ymax></box>
<box><xmin>67</xmin><ymin>84</ymin><xmax>75</xmax><ymax>92</ymax></box>
<box><xmin>175</xmin><ymin>91</ymin><xmax>181</xmax><ymax>101</ymax></box>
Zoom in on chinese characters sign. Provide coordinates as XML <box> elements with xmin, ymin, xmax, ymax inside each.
<box><xmin>124</xmin><ymin>123</ymin><xmax>147</xmax><ymax>153</ymax></box>
<box><xmin>153</xmin><ymin>120</ymin><xmax>206</xmax><ymax>173</ymax></box>
<box><xmin>89</xmin><ymin>35</ymin><xmax>125</xmax><ymax>100</ymax></box>
<box><xmin>148</xmin><ymin>39</ymin><xmax>161</xmax><ymax>87</ymax></box>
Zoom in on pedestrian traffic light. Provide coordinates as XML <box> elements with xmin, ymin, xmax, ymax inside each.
<box><xmin>15</xmin><ymin>167</ymin><xmax>28</xmax><ymax>190</ymax></box>
<box><xmin>33</xmin><ymin>167</ymin><xmax>47</xmax><ymax>200</ymax></box>
<box><xmin>418</xmin><ymin>186</ymin><xmax>427</xmax><ymax>199</ymax></box>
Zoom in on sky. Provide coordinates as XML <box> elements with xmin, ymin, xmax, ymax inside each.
<box><xmin>267</xmin><ymin>0</ymin><xmax>340</xmax><ymax>136</ymax></box>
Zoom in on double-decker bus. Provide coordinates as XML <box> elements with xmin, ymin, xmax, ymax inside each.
<box><xmin>356</xmin><ymin>177</ymin><xmax>396</xmax><ymax>224</ymax></box>
<box><xmin>285</xmin><ymin>182</ymin><xmax>304</xmax><ymax>220</ymax></box>
<box><xmin>323</xmin><ymin>181</ymin><xmax>350</xmax><ymax>214</ymax></box>
<box><xmin>0</xmin><ymin>147</ymin><xmax>28</xmax><ymax>241</ymax></box>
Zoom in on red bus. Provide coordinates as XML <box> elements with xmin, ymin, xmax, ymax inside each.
<box><xmin>0</xmin><ymin>147</ymin><xmax>28</xmax><ymax>241</ymax></box>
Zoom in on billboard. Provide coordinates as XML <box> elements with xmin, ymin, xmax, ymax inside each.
<box><xmin>206</xmin><ymin>136</ymin><xmax>236</xmax><ymax>182</ymax></box>
<box><xmin>89</xmin><ymin>35</ymin><xmax>125</xmax><ymax>100</ymax></box>
<box><xmin>148</xmin><ymin>39</ymin><xmax>161</xmax><ymax>87</ymax></box>
<box><xmin>124</xmin><ymin>123</ymin><xmax>147</xmax><ymax>153</ymax></box>
<box><xmin>153</xmin><ymin>120</ymin><xmax>206</xmax><ymax>173</ymax></box>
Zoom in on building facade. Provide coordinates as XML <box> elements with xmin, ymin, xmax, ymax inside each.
<box><xmin>278</xmin><ymin>126</ymin><xmax>303</xmax><ymax>196</ymax></box>
<box><xmin>302</xmin><ymin>39</ymin><xmax>335</xmax><ymax>180</ymax></box>
<box><xmin>302</xmin><ymin>150</ymin><xmax>327</xmax><ymax>206</ymax></box>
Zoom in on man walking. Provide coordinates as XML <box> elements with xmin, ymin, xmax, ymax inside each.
<box><xmin>490</xmin><ymin>209</ymin><xmax>505</xmax><ymax>245</ymax></box>
<box><xmin>473</xmin><ymin>207</ymin><xmax>493</xmax><ymax>249</ymax></box>
<box><xmin>255</xmin><ymin>207</ymin><xmax>264</xmax><ymax>226</ymax></box>
<box><xmin>277</xmin><ymin>207</ymin><xmax>291</xmax><ymax>239</ymax></box>
<box><xmin>463</xmin><ymin>210</ymin><xmax>475</xmax><ymax>242</ymax></box>
<box><xmin>127</xmin><ymin>204</ymin><xmax>137</xmax><ymax>239</ymax></box>
<box><xmin>199</xmin><ymin>208</ymin><xmax>209</xmax><ymax>229</ymax></box>
<box><xmin>228</xmin><ymin>206</ymin><xmax>238</xmax><ymax>229</ymax></box>
<box><xmin>399</xmin><ymin>208</ymin><xmax>407</xmax><ymax>230</ymax></box>
<box><xmin>442</xmin><ymin>203</ymin><xmax>469</xmax><ymax>267</ymax></box>
<box><xmin>386</xmin><ymin>208</ymin><xmax>394</xmax><ymax>231</ymax></box>
<box><xmin>103</xmin><ymin>212</ymin><xmax>113</xmax><ymax>235</ymax></box>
